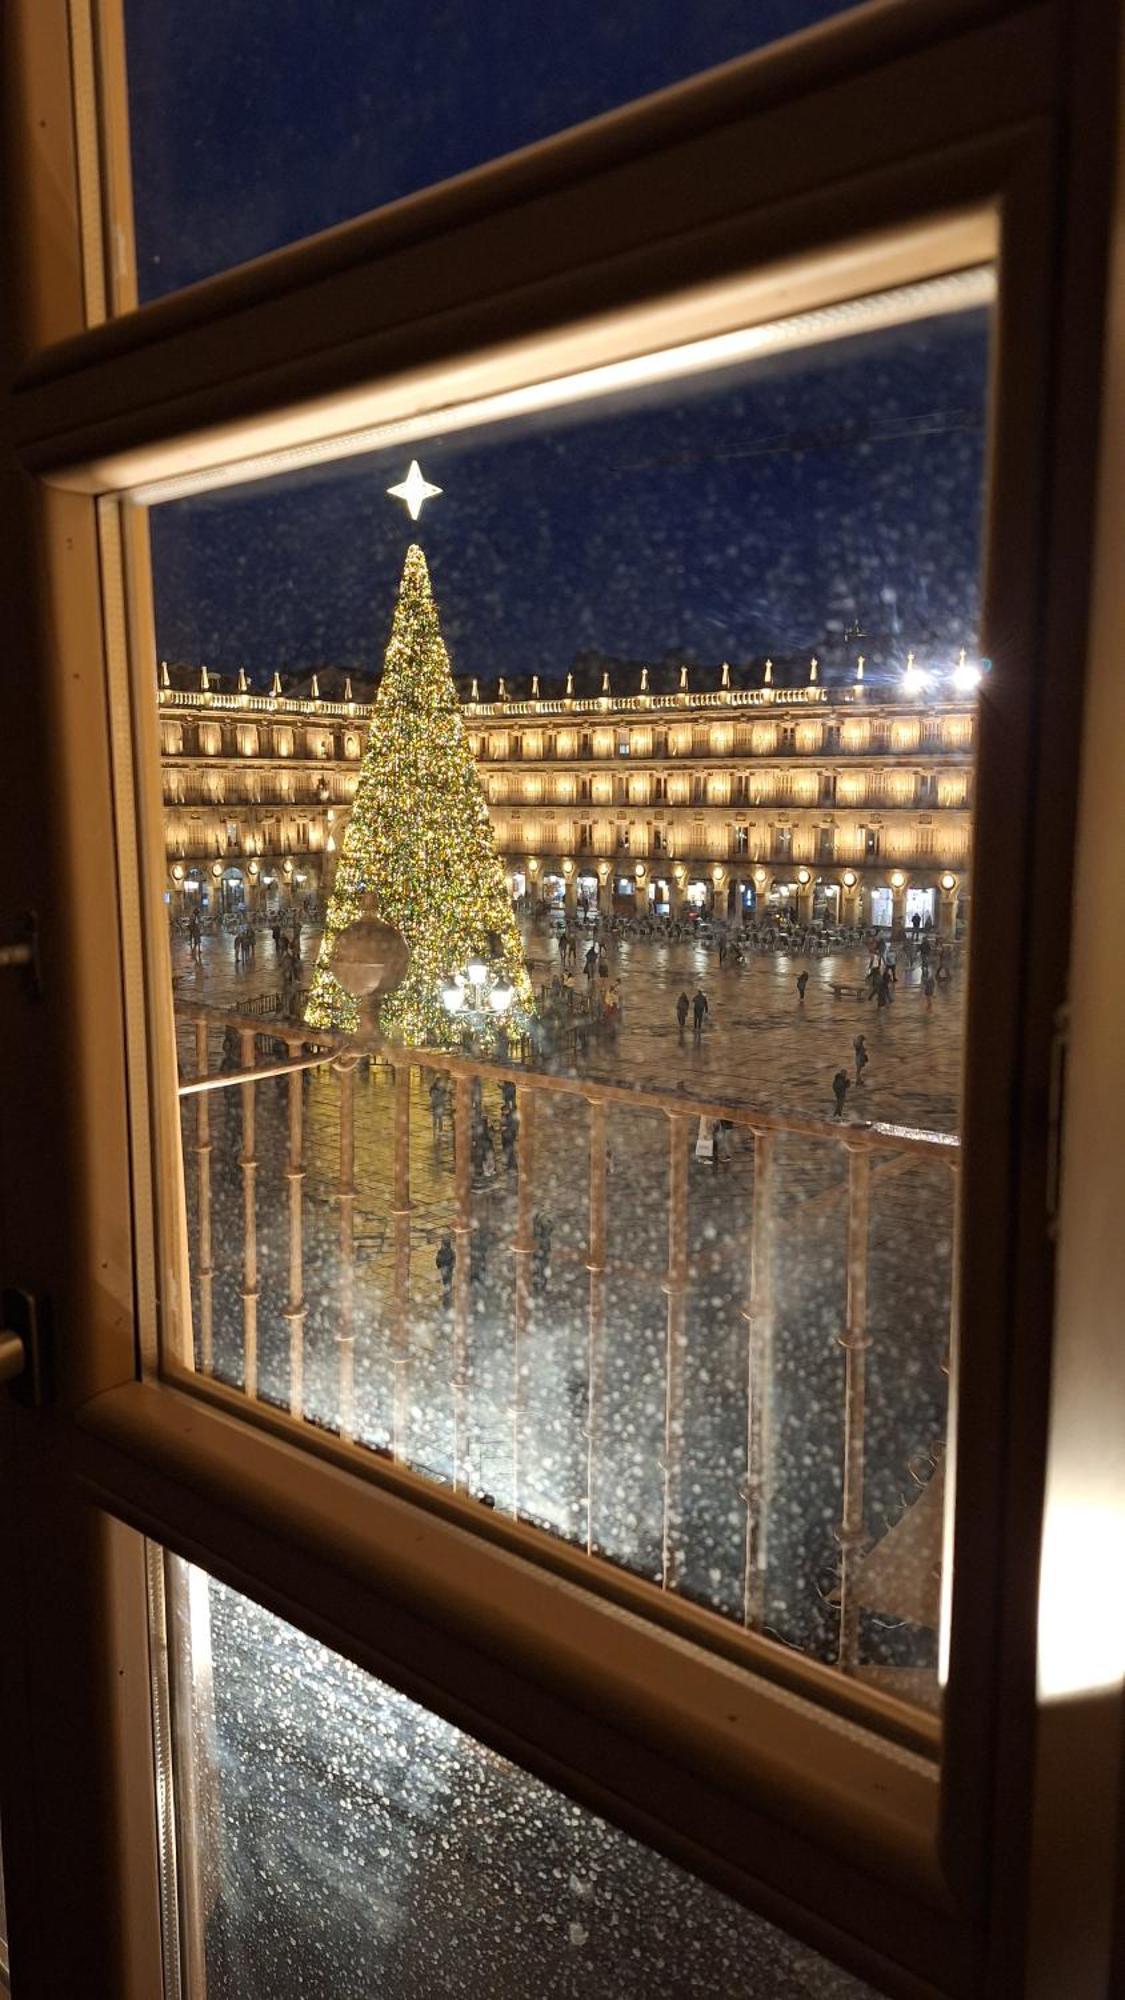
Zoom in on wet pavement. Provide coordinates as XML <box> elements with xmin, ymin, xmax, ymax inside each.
<box><xmin>172</xmin><ymin>918</ymin><xmax>965</xmax><ymax>1132</ymax></box>
<box><xmin>171</xmin><ymin>921</ymin><xmax>957</xmax><ymax>1683</ymax></box>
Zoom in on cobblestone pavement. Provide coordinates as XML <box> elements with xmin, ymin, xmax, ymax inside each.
<box><xmin>172</xmin><ymin>920</ymin><xmax>966</xmax><ymax>1132</ymax></box>
<box><xmin>171</xmin><ymin>923</ymin><xmax>955</xmax><ymax>1684</ymax></box>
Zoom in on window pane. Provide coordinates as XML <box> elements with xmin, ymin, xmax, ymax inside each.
<box><xmin>124</xmin><ymin>0</ymin><xmax>863</xmax><ymax>302</ymax></box>
<box><xmin>164</xmin><ymin>1556</ymin><xmax>879</xmax><ymax>1996</ymax></box>
<box><xmin>153</xmin><ymin>275</ymin><xmax>991</xmax><ymax>1712</ymax></box>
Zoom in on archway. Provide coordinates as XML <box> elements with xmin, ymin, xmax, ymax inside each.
<box><xmin>814</xmin><ymin>878</ymin><xmax>841</xmax><ymax>924</ymax></box>
<box><xmin>906</xmin><ymin>886</ymin><xmax>935</xmax><ymax>928</ymax></box>
<box><xmin>220</xmin><ymin>865</ymin><xmax>246</xmax><ymax>917</ymax></box>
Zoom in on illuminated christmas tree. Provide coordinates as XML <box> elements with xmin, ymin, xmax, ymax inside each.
<box><xmin>304</xmin><ymin>544</ymin><xmax>533</xmax><ymax>1046</ymax></box>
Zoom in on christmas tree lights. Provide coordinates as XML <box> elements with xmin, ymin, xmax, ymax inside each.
<box><xmin>304</xmin><ymin>544</ymin><xmax>534</xmax><ymax>1047</ymax></box>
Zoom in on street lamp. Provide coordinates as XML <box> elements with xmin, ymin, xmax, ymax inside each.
<box><xmin>441</xmin><ymin>961</ymin><xmax>516</xmax><ymax>1027</ymax></box>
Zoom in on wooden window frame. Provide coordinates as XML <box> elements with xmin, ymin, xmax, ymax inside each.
<box><xmin>0</xmin><ymin>1</ymin><xmax>1121</xmax><ymax>1996</ymax></box>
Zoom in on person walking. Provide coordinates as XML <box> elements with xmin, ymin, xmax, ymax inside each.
<box><xmin>435</xmin><ymin>1234</ymin><xmax>455</xmax><ymax>1308</ymax></box>
<box><xmin>796</xmin><ymin>970</ymin><xmax>809</xmax><ymax>1003</ymax></box>
<box><xmin>188</xmin><ymin>910</ymin><xmax>203</xmax><ymax>963</ymax></box>
<box><xmin>853</xmin><ymin>1033</ymin><xmax>868</xmax><ymax>1086</ymax></box>
<box><xmin>676</xmin><ymin>991</ymin><xmax>690</xmax><ymax>1040</ymax></box>
<box><xmin>500</xmin><ymin>1102</ymin><xmax>518</xmax><ymax>1171</ymax></box>
<box><xmin>691</xmin><ymin>988</ymin><xmax>709</xmax><ymax>1042</ymax></box>
<box><xmin>832</xmin><ymin>1069</ymin><xmax>851</xmax><ymax>1120</ymax></box>
<box><xmin>923</xmin><ymin>970</ymin><xmax>936</xmax><ymax>1010</ymax></box>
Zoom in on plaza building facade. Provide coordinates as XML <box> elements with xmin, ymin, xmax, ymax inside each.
<box><xmin>158</xmin><ymin>652</ymin><xmax>975</xmax><ymax>936</ymax></box>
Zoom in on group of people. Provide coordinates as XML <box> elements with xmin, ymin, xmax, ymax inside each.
<box><xmin>232</xmin><ymin>922</ymin><xmax>257</xmax><ymax>968</ymax></box>
<box><xmin>434</xmin><ymin>1208</ymin><xmax>552</xmax><ymax>1305</ymax></box>
<box><xmin>832</xmin><ymin>1033</ymin><xmax>870</xmax><ymax>1120</ymax></box>
<box><xmin>675</xmin><ymin>988</ymin><xmax>711</xmax><ymax>1042</ymax></box>
<box><xmin>428</xmin><ymin>1072</ymin><xmax>522</xmax><ymax>1183</ymax></box>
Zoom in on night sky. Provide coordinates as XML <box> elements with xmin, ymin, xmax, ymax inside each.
<box><xmin>126</xmin><ymin>4</ymin><xmax>989</xmax><ymax>684</ymax></box>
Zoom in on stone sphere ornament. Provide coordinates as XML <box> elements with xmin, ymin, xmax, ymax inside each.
<box><xmin>331</xmin><ymin>899</ymin><xmax>411</xmax><ymax>1032</ymax></box>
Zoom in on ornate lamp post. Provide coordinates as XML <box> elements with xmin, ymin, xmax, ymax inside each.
<box><xmin>441</xmin><ymin>959</ymin><xmax>517</xmax><ymax>1046</ymax></box>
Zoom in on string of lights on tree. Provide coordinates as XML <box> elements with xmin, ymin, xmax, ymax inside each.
<box><xmin>304</xmin><ymin>475</ymin><xmax>534</xmax><ymax>1048</ymax></box>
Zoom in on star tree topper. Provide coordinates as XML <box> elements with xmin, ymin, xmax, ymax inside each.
<box><xmin>387</xmin><ymin>460</ymin><xmax>442</xmax><ymax>521</ymax></box>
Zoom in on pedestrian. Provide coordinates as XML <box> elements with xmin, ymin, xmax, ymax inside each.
<box><xmin>691</xmin><ymin>988</ymin><xmax>709</xmax><ymax>1041</ymax></box>
<box><xmin>832</xmin><ymin>1069</ymin><xmax>851</xmax><ymax>1120</ymax></box>
<box><xmin>911</xmin><ymin>910</ymin><xmax>921</xmax><ymax>936</ymax></box>
<box><xmin>718</xmin><ymin>939</ymin><xmax>728</xmax><ymax>968</ymax></box>
<box><xmin>435</xmin><ymin>1234</ymin><xmax>455</xmax><ymax>1307</ymax></box>
<box><xmin>676</xmin><ymin>991</ymin><xmax>690</xmax><ymax>1040</ymax></box>
<box><xmin>796</xmin><ymin>970</ymin><xmax>809</xmax><ymax>1003</ymax></box>
<box><xmin>500</xmin><ymin>1103</ymin><xmax>518</xmax><ymax>1171</ymax></box>
<box><xmin>532</xmin><ymin>1212</ymin><xmax>553</xmax><ymax>1296</ymax></box>
<box><xmin>271</xmin><ymin>922</ymin><xmax>282</xmax><ymax>952</ymax></box>
<box><xmin>854</xmin><ymin>1033</ymin><xmax>868</xmax><ymax>1086</ymax></box>
<box><xmin>923</xmin><ymin>971</ymin><xmax>936</xmax><ymax>1010</ymax></box>
<box><xmin>470</xmin><ymin>1221</ymin><xmax>493</xmax><ymax>1287</ymax></box>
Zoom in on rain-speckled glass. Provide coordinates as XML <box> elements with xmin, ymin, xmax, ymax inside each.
<box><xmin>123</xmin><ymin>1</ymin><xmax>865</xmax><ymax>303</ymax></box>
<box><xmin>166</xmin><ymin>1559</ymin><xmax>880</xmax><ymax>1997</ymax></box>
<box><xmin>155</xmin><ymin>277</ymin><xmax>992</xmax><ymax>1711</ymax></box>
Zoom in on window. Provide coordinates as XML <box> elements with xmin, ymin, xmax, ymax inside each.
<box><xmin>122</xmin><ymin>1</ymin><xmax>864</xmax><ymax>302</ymax></box>
<box><xmin>166</xmin><ymin>1557</ymin><xmax>880</xmax><ymax>1999</ymax></box>
<box><xmin>733</xmin><ymin>826</ymin><xmax>749</xmax><ymax>856</ymax></box>
<box><xmin>4</xmin><ymin>6</ymin><xmax>1119</xmax><ymax>1997</ymax></box>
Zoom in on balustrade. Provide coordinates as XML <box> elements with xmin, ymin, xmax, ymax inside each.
<box><xmin>173</xmin><ymin>1001</ymin><xmax>957</xmax><ymax>1694</ymax></box>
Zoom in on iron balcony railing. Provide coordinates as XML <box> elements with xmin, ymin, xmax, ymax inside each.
<box><xmin>173</xmin><ymin>1000</ymin><xmax>956</xmax><ymax>1696</ymax></box>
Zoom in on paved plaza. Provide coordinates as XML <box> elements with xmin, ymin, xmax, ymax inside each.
<box><xmin>172</xmin><ymin>918</ymin><xmax>966</xmax><ymax>1133</ymax></box>
<box><xmin>171</xmin><ymin>920</ymin><xmax>956</xmax><ymax>1685</ymax></box>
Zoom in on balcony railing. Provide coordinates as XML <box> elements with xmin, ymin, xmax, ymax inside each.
<box><xmin>173</xmin><ymin>1001</ymin><xmax>956</xmax><ymax>1701</ymax></box>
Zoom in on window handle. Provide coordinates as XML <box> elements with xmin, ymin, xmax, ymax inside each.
<box><xmin>0</xmin><ymin>1290</ymin><xmax>49</xmax><ymax>1404</ymax></box>
<box><xmin>0</xmin><ymin>912</ymin><xmax>40</xmax><ymax>994</ymax></box>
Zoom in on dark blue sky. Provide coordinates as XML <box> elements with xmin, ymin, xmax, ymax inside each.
<box><xmin>150</xmin><ymin>309</ymin><xmax>989</xmax><ymax>684</ymax></box>
<box><xmin>124</xmin><ymin>1</ymin><xmax>859</xmax><ymax>299</ymax></box>
<box><xmin>128</xmin><ymin>2</ymin><xmax>988</xmax><ymax>682</ymax></box>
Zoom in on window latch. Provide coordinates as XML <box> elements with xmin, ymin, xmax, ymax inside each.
<box><xmin>0</xmin><ymin>1289</ymin><xmax>50</xmax><ymax>1405</ymax></box>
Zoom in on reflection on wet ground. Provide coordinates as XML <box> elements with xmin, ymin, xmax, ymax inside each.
<box><xmin>174</xmin><ymin>922</ymin><xmax>959</xmax><ymax>1694</ymax></box>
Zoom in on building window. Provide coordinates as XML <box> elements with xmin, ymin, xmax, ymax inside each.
<box><xmin>733</xmin><ymin>826</ymin><xmax>749</xmax><ymax>856</ymax></box>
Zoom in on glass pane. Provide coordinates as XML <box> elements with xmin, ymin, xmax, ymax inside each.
<box><xmin>165</xmin><ymin>1556</ymin><xmax>879</xmax><ymax>1996</ymax></box>
<box><xmin>124</xmin><ymin>0</ymin><xmax>864</xmax><ymax>302</ymax></box>
<box><xmin>152</xmin><ymin>274</ymin><xmax>992</xmax><ymax>1712</ymax></box>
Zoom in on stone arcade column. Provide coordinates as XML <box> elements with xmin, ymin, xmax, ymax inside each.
<box><xmin>939</xmin><ymin>873</ymin><xmax>959</xmax><ymax>938</ymax></box>
<box><xmin>796</xmin><ymin>868</ymin><xmax>814</xmax><ymax>926</ymax></box>
<box><xmin>564</xmin><ymin>864</ymin><xmax>578</xmax><ymax>917</ymax></box>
